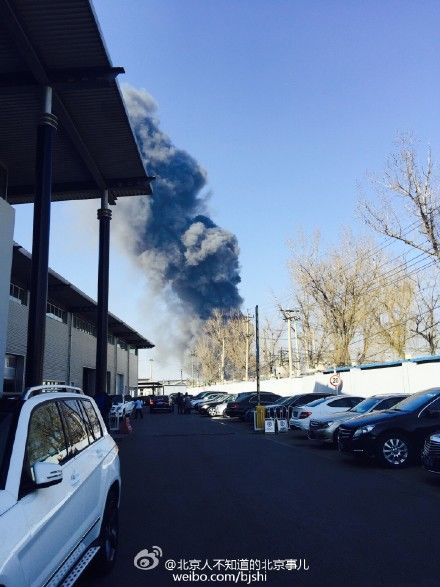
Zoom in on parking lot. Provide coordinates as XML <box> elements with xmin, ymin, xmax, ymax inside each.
<box><xmin>84</xmin><ymin>409</ymin><xmax>440</xmax><ymax>587</ymax></box>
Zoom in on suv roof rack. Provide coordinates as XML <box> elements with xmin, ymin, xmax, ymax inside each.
<box><xmin>23</xmin><ymin>385</ymin><xmax>84</xmax><ymax>400</ymax></box>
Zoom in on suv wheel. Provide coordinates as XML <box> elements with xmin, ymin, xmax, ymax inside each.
<box><xmin>378</xmin><ymin>434</ymin><xmax>412</xmax><ymax>468</ymax></box>
<box><xmin>208</xmin><ymin>407</ymin><xmax>216</xmax><ymax>417</ymax></box>
<box><xmin>91</xmin><ymin>491</ymin><xmax>119</xmax><ymax>575</ymax></box>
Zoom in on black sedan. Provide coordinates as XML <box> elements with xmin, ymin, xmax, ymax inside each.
<box><xmin>224</xmin><ymin>391</ymin><xmax>281</xmax><ymax>420</ymax></box>
<box><xmin>338</xmin><ymin>388</ymin><xmax>440</xmax><ymax>467</ymax></box>
<box><xmin>422</xmin><ymin>433</ymin><xmax>440</xmax><ymax>474</ymax></box>
<box><xmin>149</xmin><ymin>395</ymin><xmax>173</xmax><ymax>413</ymax></box>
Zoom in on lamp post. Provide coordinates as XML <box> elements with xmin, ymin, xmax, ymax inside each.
<box><xmin>149</xmin><ymin>358</ymin><xmax>154</xmax><ymax>381</ymax></box>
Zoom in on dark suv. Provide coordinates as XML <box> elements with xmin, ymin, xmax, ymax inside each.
<box><xmin>224</xmin><ymin>392</ymin><xmax>281</xmax><ymax>420</ymax></box>
<box><xmin>338</xmin><ymin>388</ymin><xmax>440</xmax><ymax>467</ymax></box>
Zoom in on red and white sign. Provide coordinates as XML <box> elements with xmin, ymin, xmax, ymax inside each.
<box><xmin>329</xmin><ymin>374</ymin><xmax>341</xmax><ymax>388</ymax></box>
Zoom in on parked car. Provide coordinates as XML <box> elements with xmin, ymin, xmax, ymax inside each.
<box><xmin>224</xmin><ymin>392</ymin><xmax>282</xmax><ymax>420</ymax></box>
<box><xmin>198</xmin><ymin>394</ymin><xmax>232</xmax><ymax>415</ymax></box>
<box><xmin>422</xmin><ymin>433</ymin><xmax>440</xmax><ymax>474</ymax></box>
<box><xmin>246</xmin><ymin>392</ymin><xmax>336</xmax><ymax>423</ymax></box>
<box><xmin>289</xmin><ymin>395</ymin><xmax>365</xmax><ymax>433</ymax></box>
<box><xmin>0</xmin><ymin>385</ymin><xmax>120</xmax><ymax>586</ymax></box>
<box><xmin>109</xmin><ymin>394</ymin><xmax>135</xmax><ymax>418</ymax></box>
<box><xmin>149</xmin><ymin>395</ymin><xmax>173</xmax><ymax>413</ymax></box>
<box><xmin>338</xmin><ymin>388</ymin><xmax>440</xmax><ymax>467</ymax></box>
<box><xmin>190</xmin><ymin>391</ymin><xmax>219</xmax><ymax>405</ymax></box>
<box><xmin>205</xmin><ymin>395</ymin><xmax>238</xmax><ymax>417</ymax></box>
<box><xmin>308</xmin><ymin>394</ymin><xmax>409</xmax><ymax>445</ymax></box>
<box><xmin>191</xmin><ymin>393</ymin><xmax>227</xmax><ymax>410</ymax></box>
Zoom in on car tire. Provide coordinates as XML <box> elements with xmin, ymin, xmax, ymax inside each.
<box><xmin>332</xmin><ymin>428</ymin><xmax>340</xmax><ymax>446</ymax></box>
<box><xmin>91</xmin><ymin>491</ymin><xmax>119</xmax><ymax>575</ymax></box>
<box><xmin>377</xmin><ymin>433</ymin><xmax>412</xmax><ymax>468</ymax></box>
<box><xmin>208</xmin><ymin>407</ymin><xmax>216</xmax><ymax>417</ymax></box>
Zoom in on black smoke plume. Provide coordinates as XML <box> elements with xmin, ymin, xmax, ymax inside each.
<box><xmin>118</xmin><ymin>85</ymin><xmax>242</xmax><ymax>320</ymax></box>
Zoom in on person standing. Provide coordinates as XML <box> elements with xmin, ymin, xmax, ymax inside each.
<box><xmin>95</xmin><ymin>392</ymin><xmax>112</xmax><ymax>429</ymax></box>
<box><xmin>184</xmin><ymin>393</ymin><xmax>192</xmax><ymax>415</ymax></box>
<box><xmin>134</xmin><ymin>397</ymin><xmax>144</xmax><ymax>419</ymax></box>
<box><xmin>176</xmin><ymin>392</ymin><xmax>183</xmax><ymax>414</ymax></box>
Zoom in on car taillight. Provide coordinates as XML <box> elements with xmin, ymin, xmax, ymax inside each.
<box><xmin>229</xmin><ymin>403</ymin><xmax>238</xmax><ymax>408</ymax></box>
<box><xmin>149</xmin><ymin>399</ymin><xmax>154</xmax><ymax>405</ymax></box>
<box><xmin>299</xmin><ymin>411</ymin><xmax>312</xmax><ymax>419</ymax></box>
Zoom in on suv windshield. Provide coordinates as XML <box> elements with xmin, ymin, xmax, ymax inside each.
<box><xmin>350</xmin><ymin>397</ymin><xmax>380</xmax><ymax>414</ymax></box>
<box><xmin>392</xmin><ymin>390</ymin><xmax>440</xmax><ymax>412</ymax></box>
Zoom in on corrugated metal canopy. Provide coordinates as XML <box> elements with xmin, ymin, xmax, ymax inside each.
<box><xmin>11</xmin><ymin>244</ymin><xmax>154</xmax><ymax>349</ymax></box>
<box><xmin>0</xmin><ymin>0</ymin><xmax>153</xmax><ymax>205</ymax></box>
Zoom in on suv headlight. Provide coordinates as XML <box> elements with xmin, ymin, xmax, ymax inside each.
<box><xmin>353</xmin><ymin>424</ymin><xmax>375</xmax><ymax>437</ymax></box>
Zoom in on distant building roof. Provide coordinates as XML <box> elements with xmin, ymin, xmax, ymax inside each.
<box><xmin>0</xmin><ymin>0</ymin><xmax>153</xmax><ymax>205</ymax></box>
<box><xmin>11</xmin><ymin>243</ymin><xmax>154</xmax><ymax>349</ymax></box>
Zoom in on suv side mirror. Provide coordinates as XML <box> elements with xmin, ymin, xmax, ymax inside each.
<box><xmin>33</xmin><ymin>462</ymin><xmax>63</xmax><ymax>488</ymax></box>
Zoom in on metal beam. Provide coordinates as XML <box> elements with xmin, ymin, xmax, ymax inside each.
<box><xmin>7</xmin><ymin>177</ymin><xmax>154</xmax><ymax>204</ymax></box>
<box><xmin>0</xmin><ymin>0</ymin><xmax>106</xmax><ymax>192</ymax></box>
<box><xmin>95</xmin><ymin>191</ymin><xmax>111</xmax><ymax>395</ymax></box>
<box><xmin>25</xmin><ymin>88</ymin><xmax>58</xmax><ymax>388</ymax></box>
<box><xmin>0</xmin><ymin>67</ymin><xmax>125</xmax><ymax>88</ymax></box>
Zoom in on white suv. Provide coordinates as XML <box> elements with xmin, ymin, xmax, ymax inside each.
<box><xmin>289</xmin><ymin>394</ymin><xmax>365</xmax><ymax>433</ymax></box>
<box><xmin>0</xmin><ymin>385</ymin><xmax>121</xmax><ymax>586</ymax></box>
<box><xmin>109</xmin><ymin>394</ymin><xmax>135</xmax><ymax>418</ymax></box>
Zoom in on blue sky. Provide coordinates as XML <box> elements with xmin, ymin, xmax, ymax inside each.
<box><xmin>13</xmin><ymin>0</ymin><xmax>440</xmax><ymax>377</ymax></box>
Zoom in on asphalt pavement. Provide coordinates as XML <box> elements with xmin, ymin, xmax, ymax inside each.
<box><xmin>80</xmin><ymin>409</ymin><xmax>440</xmax><ymax>587</ymax></box>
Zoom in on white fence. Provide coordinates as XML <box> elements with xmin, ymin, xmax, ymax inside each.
<box><xmin>189</xmin><ymin>359</ymin><xmax>440</xmax><ymax>398</ymax></box>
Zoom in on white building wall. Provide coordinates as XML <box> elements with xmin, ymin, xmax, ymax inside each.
<box><xmin>192</xmin><ymin>361</ymin><xmax>440</xmax><ymax>398</ymax></box>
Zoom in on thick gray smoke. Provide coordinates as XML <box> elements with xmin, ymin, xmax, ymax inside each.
<box><xmin>118</xmin><ymin>85</ymin><xmax>242</xmax><ymax>321</ymax></box>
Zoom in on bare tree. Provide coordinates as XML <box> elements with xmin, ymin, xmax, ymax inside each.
<box><xmin>290</xmin><ymin>232</ymin><xmax>385</xmax><ymax>366</ymax></box>
<box><xmin>360</xmin><ymin>135</ymin><xmax>440</xmax><ymax>259</ymax></box>
<box><xmin>260</xmin><ymin>318</ymin><xmax>283</xmax><ymax>378</ymax></box>
<box><xmin>411</xmin><ymin>272</ymin><xmax>440</xmax><ymax>355</ymax></box>
<box><xmin>190</xmin><ymin>310</ymin><xmax>256</xmax><ymax>384</ymax></box>
<box><xmin>294</xmin><ymin>292</ymin><xmax>328</xmax><ymax>369</ymax></box>
<box><xmin>373</xmin><ymin>277</ymin><xmax>415</xmax><ymax>358</ymax></box>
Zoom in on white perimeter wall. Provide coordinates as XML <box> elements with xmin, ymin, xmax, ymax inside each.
<box><xmin>190</xmin><ymin>361</ymin><xmax>440</xmax><ymax>398</ymax></box>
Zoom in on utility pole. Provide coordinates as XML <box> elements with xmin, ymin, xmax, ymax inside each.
<box><xmin>255</xmin><ymin>305</ymin><xmax>260</xmax><ymax>404</ymax></box>
<box><xmin>190</xmin><ymin>351</ymin><xmax>196</xmax><ymax>385</ymax></box>
<box><xmin>221</xmin><ymin>337</ymin><xmax>225</xmax><ymax>382</ymax></box>
<box><xmin>293</xmin><ymin>318</ymin><xmax>300</xmax><ymax>376</ymax></box>
<box><xmin>149</xmin><ymin>358</ymin><xmax>154</xmax><ymax>380</ymax></box>
<box><xmin>279</xmin><ymin>307</ymin><xmax>301</xmax><ymax>377</ymax></box>
<box><xmin>245</xmin><ymin>309</ymin><xmax>254</xmax><ymax>382</ymax></box>
<box><xmin>287</xmin><ymin>315</ymin><xmax>293</xmax><ymax>377</ymax></box>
